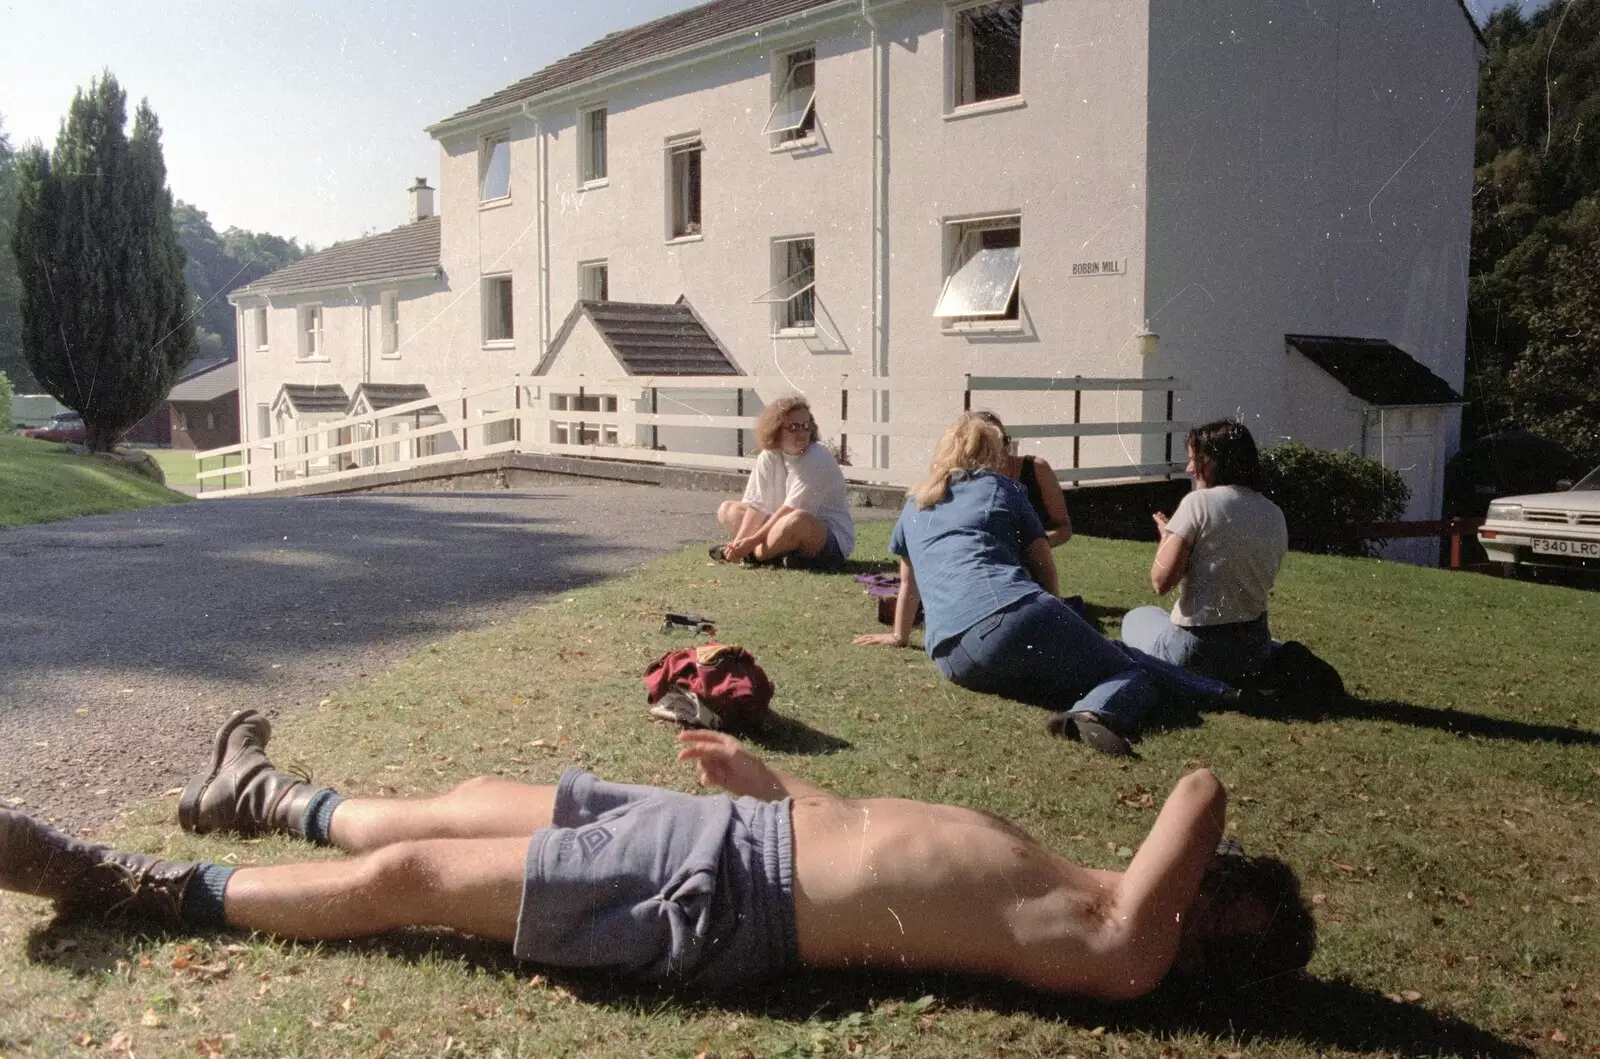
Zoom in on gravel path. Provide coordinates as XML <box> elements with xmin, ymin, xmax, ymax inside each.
<box><xmin>0</xmin><ymin>482</ymin><xmax>728</xmax><ymax>834</ymax></box>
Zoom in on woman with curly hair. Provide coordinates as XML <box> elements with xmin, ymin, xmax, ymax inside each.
<box><xmin>712</xmin><ymin>395</ymin><xmax>854</xmax><ymax>571</ymax></box>
<box><xmin>853</xmin><ymin>412</ymin><xmax>1228</xmax><ymax>755</ymax></box>
<box><xmin>1122</xmin><ymin>419</ymin><xmax>1287</xmax><ymax>683</ymax></box>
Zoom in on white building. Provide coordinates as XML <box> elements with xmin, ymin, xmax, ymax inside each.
<box><xmin>229</xmin><ymin>0</ymin><xmax>1482</xmax><ymax>529</ymax></box>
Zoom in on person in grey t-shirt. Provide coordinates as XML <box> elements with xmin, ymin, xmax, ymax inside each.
<box><xmin>1122</xmin><ymin>420</ymin><xmax>1287</xmax><ymax>683</ymax></box>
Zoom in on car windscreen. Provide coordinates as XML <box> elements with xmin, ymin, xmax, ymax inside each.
<box><xmin>1571</xmin><ymin>467</ymin><xmax>1600</xmax><ymax>491</ymax></box>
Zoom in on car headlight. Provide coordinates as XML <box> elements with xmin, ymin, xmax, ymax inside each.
<box><xmin>1487</xmin><ymin>502</ymin><xmax>1524</xmax><ymax>521</ymax></box>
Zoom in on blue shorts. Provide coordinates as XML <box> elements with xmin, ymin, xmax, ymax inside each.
<box><xmin>514</xmin><ymin>768</ymin><xmax>798</xmax><ymax>990</ymax></box>
<box><xmin>785</xmin><ymin>527</ymin><xmax>847</xmax><ymax>572</ymax></box>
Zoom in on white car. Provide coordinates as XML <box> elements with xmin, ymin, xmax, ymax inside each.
<box><xmin>1478</xmin><ymin>465</ymin><xmax>1600</xmax><ymax>577</ymax></box>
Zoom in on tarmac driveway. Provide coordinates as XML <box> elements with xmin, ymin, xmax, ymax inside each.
<box><xmin>0</xmin><ymin>481</ymin><xmax>725</xmax><ymax>833</ymax></box>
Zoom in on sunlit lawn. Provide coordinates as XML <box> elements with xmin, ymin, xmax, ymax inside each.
<box><xmin>0</xmin><ymin>524</ymin><xmax>1594</xmax><ymax>1057</ymax></box>
<box><xmin>0</xmin><ymin>434</ymin><xmax>187</xmax><ymax>528</ymax></box>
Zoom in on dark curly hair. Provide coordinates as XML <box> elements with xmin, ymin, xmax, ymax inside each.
<box><xmin>1169</xmin><ymin>853</ymin><xmax>1317</xmax><ymax>992</ymax></box>
<box><xmin>1188</xmin><ymin>419</ymin><xmax>1266</xmax><ymax>492</ymax></box>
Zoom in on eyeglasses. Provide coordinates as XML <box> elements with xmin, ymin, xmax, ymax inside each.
<box><xmin>783</xmin><ymin>421</ymin><xmax>814</xmax><ymax>433</ymax></box>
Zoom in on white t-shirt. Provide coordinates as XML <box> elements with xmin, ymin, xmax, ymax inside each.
<box><xmin>1166</xmin><ymin>484</ymin><xmax>1287</xmax><ymax>627</ymax></box>
<box><xmin>741</xmin><ymin>443</ymin><xmax>855</xmax><ymax>556</ymax></box>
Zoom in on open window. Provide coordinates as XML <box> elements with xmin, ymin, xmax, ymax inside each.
<box><xmin>298</xmin><ymin>305</ymin><xmax>323</xmax><ymax>358</ymax></box>
<box><xmin>483</xmin><ymin>275</ymin><xmax>514</xmax><ymax>343</ymax></box>
<box><xmin>757</xmin><ymin>236</ymin><xmax>816</xmax><ymax>333</ymax></box>
<box><xmin>950</xmin><ymin>2</ymin><xmax>1023</xmax><ymax>109</ymax></box>
<box><xmin>580</xmin><ymin>260</ymin><xmax>609</xmax><ymax>302</ymax></box>
<box><xmin>579</xmin><ymin>105</ymin><xmax>607</xmax><ymax>185</ymax></box>
<box><xmin>934</xmin><ymin>217</ymin><xmax>1021</xmax><ymax>324</ymax></box>
<box><xmin>765</xmin><ymin>47</ymin><xmax>817</xmax><ymax>145</ymax></box>
<box><xmin>480</xmin><ymin>132</ymin><xmax>511</xmax><ymax>201</ymax></box>
<box><xmin>667</xmin><ymin>137</ymin><xmax>703</xmax><ymax>239</ymax></box>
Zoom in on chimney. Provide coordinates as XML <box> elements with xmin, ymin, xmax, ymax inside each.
<box><xmin>408</xmin><ymin>177</ymin><xmax>435</xmax><ymax>223</ymax></box>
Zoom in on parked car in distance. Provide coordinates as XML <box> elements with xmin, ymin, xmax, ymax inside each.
<box><xmin>1478</xmin><ymin>465</ymin><xmax>1600</xmax><ymax>578</ymax></box>
<box><xmin>19</xmin><ymin>411</ymin><xmax>86</xmax><ymax>444</ymax></box>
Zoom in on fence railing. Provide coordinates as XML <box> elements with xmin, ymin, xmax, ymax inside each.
<box><xmin>195</xmin><ymin>373</ymin><xmax>1190</xmax><ymax>498</ymax></box>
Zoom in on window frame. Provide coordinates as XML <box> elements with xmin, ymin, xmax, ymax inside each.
<box><xmin>482</xmin><ymin>274</ymin><xmax>515</xmax><ymax>345</ymax></box>
<box><xmin>935</xmin><ymin>214</ymin><xmax>1022</xmax><ymax>329</ymax></box>
<box><xmin>253</xmin><ymin>306</ymin><xmax>268</xmax><ymax>350</ymax></box>
<box><xmin>666</xmin><ymin>136</ymin><xmax>704</xmax><ymax>241</ymax></box>
<box><xmin>380</xmin><ymin>290</ymin><xmax>400</xmax><ymax>358</ymax></box>
<box><xmin>578</xmin><ymin>105</ymin><xmax>608</xmax><ymax>187</ymax></box>
<box><xmin>479</xmin><ymin>131</ymin><xmax>512</xmax><ymax>203</ymax></box>
<box><xmin>759</xmin><ymin>235</ymin><xmax>817</xmax><ymax>335</ymax></box>
<box><xmin>297</xmin><ymin>304</ymin><xmax>325</xmax><ymax>360</ymax></box>
<box><xmin>947</xmin><ymin>1</ymin><xmax>1024</xmax><ymax>114</ymax></box>
<box><xmin>579</xmin><ymin>260</ymin><xmax>610</xmax><ymax>302</ymax></box>
<box><xmin>765</xmin><ymin>46</ymin><xmax>818</xmax><ymax>147</ymax></box>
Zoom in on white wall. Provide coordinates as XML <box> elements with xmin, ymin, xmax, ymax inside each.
<box><xmin>1145</xmin><ymin>0</ymin><xmax>1479</xmax><ymax>496</ymax></box>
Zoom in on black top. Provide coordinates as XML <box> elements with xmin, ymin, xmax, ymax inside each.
<box><xmin>1019</xmin><ymin>455</ymin><xmax>1056</xmax><ymax>529</ymax></box>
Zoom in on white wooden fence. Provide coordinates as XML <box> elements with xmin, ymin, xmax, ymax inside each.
<box><xmin>194</xmin><ymin>373</ymin><xmax>1190</xmax><ymax>497</ymax></box>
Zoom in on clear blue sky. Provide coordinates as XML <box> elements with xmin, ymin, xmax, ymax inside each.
<box><xmin>0</xmin><ymin>0</ymin><xmax>1543</xmax><ymax>250</ymax></box>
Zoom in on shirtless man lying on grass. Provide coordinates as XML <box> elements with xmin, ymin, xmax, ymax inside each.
<box><xmin>0</xmin><ymin>711</ymin><xmax>1313</xmax><ymax>997</ymax></box>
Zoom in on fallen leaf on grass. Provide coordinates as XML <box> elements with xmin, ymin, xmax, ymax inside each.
<box><xmin>193</xmin><ymin>1035</ymin><xmax>226</xmax><ymax>1058</ymax></box>
<box><xmin>141</xmin><ymin>1009</ymin><xmax>166</xmax><ymax>1027</ymax></box>
<box><xmin>106</xmin><ymin>1030</ymin><xmax>134</xmax><ymax>1055</ymax></box>
<box><xmin>1550</xmin><ymin>1029</ymin><xmax>1567</xmax><ymax>1043</ymax></box>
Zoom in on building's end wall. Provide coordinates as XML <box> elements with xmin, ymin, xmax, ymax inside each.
<box><xmin>1146</xmin><ymin>0</ymin><xmax>1479</xmax><ymax>493</ymax></box>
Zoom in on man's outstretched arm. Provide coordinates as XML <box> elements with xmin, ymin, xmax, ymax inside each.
<box><xmin>676</xmin><ymin>730</ymin><xmax>833</xmax><ymax>801</ymax></box>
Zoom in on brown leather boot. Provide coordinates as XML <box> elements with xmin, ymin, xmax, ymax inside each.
<box><xmin>0</xmin><ymin>809</ymin><xmax>197</xmax><ymax>925</ymax></box>
<box><xmin>178</xmin><ymin>710</ymin><xmax>325</xmax><ymax>838</ymax></box>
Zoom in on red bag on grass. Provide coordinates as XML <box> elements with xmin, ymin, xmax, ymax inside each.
<box><xmin>643</xmin><ymin>643</ymin><xmax>774</xmax><ymax>732</ymax></box>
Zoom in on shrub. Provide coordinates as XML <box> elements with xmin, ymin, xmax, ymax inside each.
<box><xmin>0</xmin><ymin>371</ymin><xmax>12</xmax><ymax>433</ymax></box>
<box><xmin>1259</xmin><ymin>440</ymin><xmax>1410</xmax><ymax>556</ymax></box>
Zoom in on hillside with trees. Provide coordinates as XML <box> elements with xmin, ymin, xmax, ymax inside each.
<box><xmin>1469</xmin><ymin>0</ymin><xmax>1600</xmax><ymax>463</ymax></box>
<box><xmin>173</xmin><ymin>201</ymin><xmax>310</xmax><ymax>363</ymax></box>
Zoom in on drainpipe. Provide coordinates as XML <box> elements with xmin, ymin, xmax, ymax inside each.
<box><xmin>352</xmin><ymin>285</ymin><xmax>370</xmax><ymax>384</ymax></box>
<box><xmin>860</xmin><ymin>0</ymin><xmax>887</xmax><ymax>465</ymax></box>
<box><xmin>522</xmin><ymin>101</ymin><xmax>552</xmax><ymax>359</ymax></box>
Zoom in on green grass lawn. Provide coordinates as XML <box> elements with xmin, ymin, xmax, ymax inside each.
<box><xmin>145</xmin><ymin>447</ymin><xmax>198</xmax><ymax>488</ymax></box>
<box><xmin>1</xmin><ymin>526</ymin><xmax>1595</xmax><ymax>1057</ymax></box>
<box><xmin>0</xmin><ymin>434</ymin><xmax>188</xmax><ymax>528</ymax></box>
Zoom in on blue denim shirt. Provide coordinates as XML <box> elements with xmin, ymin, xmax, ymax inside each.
<box><xmin>889</xmin><ymin>470</ymin><xmax>1047</xmax><ymax>656</ymax></box>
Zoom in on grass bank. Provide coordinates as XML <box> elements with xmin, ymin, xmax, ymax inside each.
<box><xmin>1</xmin><ymin>526</ymin><xmax>1595</xmax><ymax>1057</ymax></box>
<box><xmin>0</xmin><ymin>434</ymin><xmax>187</xmax><ymax>528</ymax></box>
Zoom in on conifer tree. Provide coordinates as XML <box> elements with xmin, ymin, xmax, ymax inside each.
<box><xmin>11</xmin><ymin>72</ymin><xmax>195</xmax><ymax>451</ymax></box>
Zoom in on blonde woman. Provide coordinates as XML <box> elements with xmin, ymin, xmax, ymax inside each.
<box><xmin>713</xmin><ymin>395</ymin><xmax>854</xmax><ymax>571</ymax></box>
<box><xmin>972</xmin><ymin>411</ymin><xmax>1073</xmax><ymax>547</ymax></box>
<box><xmin>853</xmin><ymin>413</ymin><xmax>1228</xmax><ymax>755</ymax></box>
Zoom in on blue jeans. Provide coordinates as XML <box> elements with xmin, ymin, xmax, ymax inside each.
<box><xmin>1120</xmin><ymin>606</ymin><xmax>1274</xmax><ymax>684</ymax></box>
<box><xmin>931</xmin><ymin>592</ymin><xmax>1227</xmax><ymax>734</ymax></box>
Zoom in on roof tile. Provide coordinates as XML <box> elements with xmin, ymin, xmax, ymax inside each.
<box><xmin>234</xmin><ymin>217</ymin><xmax>440</xmax><ymax>298</ymax></box>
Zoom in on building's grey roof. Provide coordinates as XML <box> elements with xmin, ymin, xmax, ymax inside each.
<box><xmin>436</xmin><ymin>0</ymin><xmax>839</xmax><ymax>129</ymax></box>
<box><xmin>232</xmin><ymin>217</ymin><xmax>440</xmax><ymax>298</ymax></box>
<box><xmin>350</xmin><ymin>382</ymin><xmax>438</xmax><ymax>414</ymax></box>
<box><xmin>1286</xmin><ymin>334</ymin><xmax>1463</xmax><ymax>407</ymax></box>
<box><xmin>538</xmin><ymin>298</ymin><xmax>741</xmax><ymax>377</ymax></box>
<box><xmin>278</xmin><ymin>383</ymin><xmax>351</xmax><ymax>415</ymax></box>
<box><xmin>168</xmin><ymin>359</ymin><xmax>238</xmax><ymax>403</ymax></box>
<box><xmin>436</xmin><ymin>0</ymin><xmax>1485</xmax><ymax>131</ymax></box>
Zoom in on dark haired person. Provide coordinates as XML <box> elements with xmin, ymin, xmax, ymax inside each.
<box><xmin>1123</xmin><ymin>420</ymin><xmax>1287</xmax><ymax>683</ymax></box>
<box><xmin>972</xmin><ymin>411</ymin><xmax>1073</xmax><ymax>547</ymax></box>
<box><xmin>0</xmin><ymin>711</ymin><xmax>1315</xmax><ymax>998</ymax></box>
<box><xmin>712</xmin><ymin>394</ymin><xmax>854</xmax><ymax>571</ymax></box>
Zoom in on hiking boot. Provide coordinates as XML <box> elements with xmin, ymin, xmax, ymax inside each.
<box><xmin>178</xmin><ymin>710</ymin><xmax>323</xmax><ymax>838</ymax></box>
<box><xmin>0</xmin><ymin>809</ymin><xmax>196</xmax><ymax>925</ymax></box>
<box><xmin>1046</xmin><ymin>710</ymin><xmax>1134</xmax><ymax>757</ymax></box>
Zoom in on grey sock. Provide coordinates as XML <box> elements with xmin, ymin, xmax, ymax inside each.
<box><xmin>180</xmin><ymin>863</ymin><xmax>235</xmax><ymax>929</ymax></box>
<box><xmin>302</xmin><ymin>789</ymin><xmax>344</xmax><ymax>845</ymax></box>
